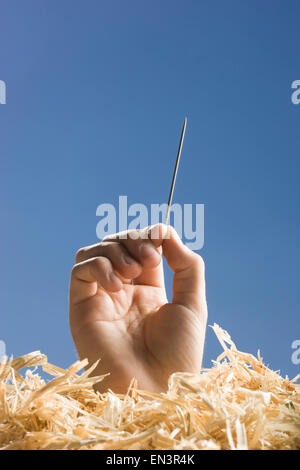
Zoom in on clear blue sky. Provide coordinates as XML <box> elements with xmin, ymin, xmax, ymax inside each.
<box><xmin>0</xmin><ymin>0</ymin><xmax>299</xmax><ymax>379</ymax></box>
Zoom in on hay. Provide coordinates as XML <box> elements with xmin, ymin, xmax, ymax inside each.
<box><xmin>0</xmin><ymin>324</ymin><xmax>299</xmax><ymax>450</ymax></box>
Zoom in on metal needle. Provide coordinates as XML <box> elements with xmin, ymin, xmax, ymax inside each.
<box><xmin>165</xmin><ymin>117</ymin><xmax>187</xmax><ymax>225</ymax></box>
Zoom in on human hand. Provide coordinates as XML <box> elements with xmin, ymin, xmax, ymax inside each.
<box><xmin>69</xmin><ymin>224</ymin><xmax>207</xmax><ymax>393</ymax></box>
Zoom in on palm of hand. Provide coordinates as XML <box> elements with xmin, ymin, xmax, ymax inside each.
<box><xmin>70</xmin><ymin>284</ymin><xmax>202</xmax><ymax>391</ymax></box>
<box><xmin>71</xmin><ymin>280</ymin><xmax>204</xmax><ymax>393</ymax></box>
<box><xmin>69</xmin><ymin>225</ymin><xmax>207</xmax><ymax>393</ymax></box>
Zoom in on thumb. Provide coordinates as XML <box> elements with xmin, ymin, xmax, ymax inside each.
<box><xmin>147</xmin><ymin>224</ymin><xmax>207</xmax><ymax>319</ymax></box>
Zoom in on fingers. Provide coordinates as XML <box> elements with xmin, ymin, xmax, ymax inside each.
<box><xmin>75</xmin><ymin>241</ymin><xmax>142</xmax><ymax>280</ymax></box>
<box><xmin>70</xmin><ymin>229</ymin><xmax>165</xmax><ymax>306</ymax></box>
<box><xmin>102</xmin><ymin>230</ymin><xmax>164</xmax><ymax>287</ymax></box>
<box><xmin>103</xmin><ymin>230</ymin><xmax>161</xmax><ymax>270</ymax></box>
<box><xmin>70</xmin><ymin>224</ymin><xmax>206</xmax><ymax>318</ymax></box>
<box><xmin>70</xmin><ymin>256</ymin><xmax>123</xmax><ymax>304</ymax></box>
<box><xmin>146</xmin><ymin>224</ymin><xmax>207</xmax><ymax>319</ymax></box>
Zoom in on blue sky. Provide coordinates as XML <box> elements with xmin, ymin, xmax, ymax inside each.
<box><xmin>0</xmin><ymin>0</ymin><xmax>299</xmax><ymax>379</ymax></box>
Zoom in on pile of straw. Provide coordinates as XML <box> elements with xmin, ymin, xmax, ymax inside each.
<box><xmin>0</xmin><ymin>324</ymin><xmax>299</xmax><ymax>450</ymax></box>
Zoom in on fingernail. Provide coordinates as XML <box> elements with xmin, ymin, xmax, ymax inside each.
<box><xmin>139</xmin><ymin>243</ymin><xmax>158</xmax><ymax>259</ymax></box>
<box><xmin>123</xmin><ymin>254</ymin><xmax>136</xmax><ymax>265</ymax></box>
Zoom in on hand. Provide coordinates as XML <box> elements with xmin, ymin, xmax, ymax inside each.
<box><xmin>69</xmin><ymin>224</ymin><xmax>207</xmax><ymax>393</ymax></box>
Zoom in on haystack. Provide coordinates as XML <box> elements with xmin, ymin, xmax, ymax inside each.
<box><xmin>0</xmin><ymin>324</ymin><xmax>299</xmax><ymax>450</ymax></box>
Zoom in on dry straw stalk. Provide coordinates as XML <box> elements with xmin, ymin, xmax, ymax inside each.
<box><xmin>0</xmin><ymin>324</ymin><xmax>299</xmax><ymax>450</ymax></box>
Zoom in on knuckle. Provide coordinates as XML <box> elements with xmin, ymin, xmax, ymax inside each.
<box><xmin>104</xmin><ymin>229</ymin><xmax>143</xmax><ymax>242</ymax></box>
<box><xmin>71</xmin><ymin>263</ymin><xmax>80</xmax><ymax>277</ymax></box>
<box><xmin>92</xmin><ymin>256</ymin><xmax>110</xmax><ymax>272</ymax></box>
<box><xmin>100</xmin><ymin>242</ymin><xmax>124</xmax><ymax>261</ymax></box>
<box><xmin>102</xmin><ymin>241</ymin><xmax>118</xmax><ymax>252</ymax></box>
<box><xmin>101</xmin><ymin>235</ymin><xmax>111</xmax><ymax>242</ymax></box>
<box><xmin>127</xmin><ymin>229</ymin><xmax>142</xmax><ymax>240</ymax></box>
<box><xmin>88</xmin><ymin>258</ymin><xmax>102</xmax><ymax>277</ymax></box>
<box><xmin>102</xmin><ymin>232</ymin><xmax>119</xmax><ymax>242</ymax></box>
<box><xmin>75</xmin><ymin>247</ymin><xmax>87</xmax><ymax>263</ymax></box>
